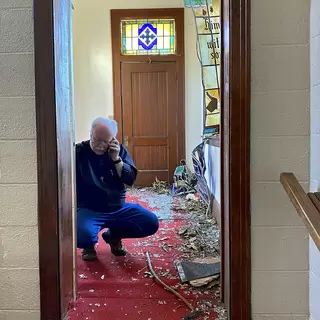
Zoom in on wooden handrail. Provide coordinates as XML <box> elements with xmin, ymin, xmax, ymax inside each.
<box><xmin>280</xmin><ymin>172</ymin><xmax>320</xmax><ymax>250</ymax></box>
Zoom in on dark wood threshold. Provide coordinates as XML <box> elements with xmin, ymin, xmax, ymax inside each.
<box><xmin>280</xmin><ymin>172</ymin><xmax>320</xmax><ymax>250</ymax></box>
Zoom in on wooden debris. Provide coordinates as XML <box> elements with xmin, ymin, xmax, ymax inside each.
<box><xmin>190</xmin><ymin>275</ymin><xmax>219</xmax><ymax>288</ymax></box>
<box><xmin>146</xmin><ymin>252</ymin><xmax>194</xmax><ymax>312</ymax></box>
<box><xmin>161</xmin><ymin>245</ymin><xmax>168</xmax><ymax>252</ymax></box>
<box><xmin>137</xmin><ymin>266</ymin><xmax>147</xmax><ymax>274</ymax></box>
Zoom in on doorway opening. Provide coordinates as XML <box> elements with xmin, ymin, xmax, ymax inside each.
<box><xmin>111</xmin><ymin>9</ymin><xmax>185</xmax><ymax>187</ymax></box>
<box><xmin>33</xmin><ymin>1</ymin><xmax>250</xmax><ymax>319</ymax></box>
<box><xmin>69</xmin><ymin>7</ymin><xmax>222</xmax><ymax>319</ymax></box>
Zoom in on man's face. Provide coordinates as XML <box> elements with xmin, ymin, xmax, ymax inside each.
<box><xmin>90</xmin><ymin>124</ymin><xmax>113</xmax><ymax>155</ymax></box>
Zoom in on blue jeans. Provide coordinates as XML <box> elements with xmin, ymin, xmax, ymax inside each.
<box><xmin>77</xmin><ymin>203</ymin><xmax>159</xmax><ymax>249</ymax></box>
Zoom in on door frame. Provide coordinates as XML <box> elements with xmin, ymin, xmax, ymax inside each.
<box><xmin>221</xmin><ymin>0</ymin><xmax>251</xmax><ymax>317</ymax></box>
<box><xmin>111</xmin><ymin>9</ymin><xmax>185</xmax><ymax>164</ymax></box>
<box><xmin>33</xmin><ymin>1</ymin><xmax>251</xmax><ymax>319</ymax></box>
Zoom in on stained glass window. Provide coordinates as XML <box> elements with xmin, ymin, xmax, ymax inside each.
<box><xmin>184</xmin><ymin>0</ymin><xmax>206</xmax><ymax>7</ymax></box>
<box><xmin>188</xmin><ymin>0</ymin><xmax>221</xmax><ymax>135</ymax></box>
<box><xmin>121</xmin><ymin>19</ymin><xmax>176</xmax><ymax>55</ymax></box>
<box><xmin>204</xmin><ymin>88</ymin><xmax>220</xmax><ymax>134</ymax></box>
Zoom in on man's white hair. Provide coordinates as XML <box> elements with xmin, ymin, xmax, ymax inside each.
<box><xmin>90</xmin><ymin>117</ymin><xmax>118</xmax><ymax>137</ymax></box>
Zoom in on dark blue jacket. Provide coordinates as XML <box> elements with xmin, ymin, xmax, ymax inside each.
<box><xmin>76</xmin><ymin>140</ymin><xmax>137</xmax><ymax>212</ymax></box>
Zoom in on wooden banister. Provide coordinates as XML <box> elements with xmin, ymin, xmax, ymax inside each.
<box><xmin>280</xmin><ymin>172</ymin><xmax>320</xmax><ymax>250</ymax></box>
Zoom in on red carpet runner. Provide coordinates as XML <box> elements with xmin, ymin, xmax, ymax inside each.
<box><xmin>67</xmin><ymin>190</ymin><xmax>219</xmax><ymax>320</ymax></box>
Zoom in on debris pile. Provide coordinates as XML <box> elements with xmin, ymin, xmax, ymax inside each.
<box><xmin>171</xmin><ymin>193</ymin><xmax>224</xmax><ymax>318</ymax></box>
<box><xmin>152</xmin><ymin>178</ymin><xmax>170</xmax><ymax>194</ymax></box>
<box><xmin>177</xmin><ymin>217</ymin><xmax>220</xmax><ymax>259</ymax></box>
<box><xmin>174</xmin><ymin>197</ymin><xmax>220</xmax><ymax>260</ymax></box>
<box><xmin>142</xmin><ymin>185</ymin><xmax>224</xmax><ymax>318</ymax></box>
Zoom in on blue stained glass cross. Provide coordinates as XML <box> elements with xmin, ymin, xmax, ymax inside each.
<box><xmin>140</xmin><ymin>28</ymin><xmax>156</xmax><ymax>45</ymax></box>
<box><xmin>138</xmin><ymin>23</ymin><xmax>157</xmax><ymax>50</ymax></box>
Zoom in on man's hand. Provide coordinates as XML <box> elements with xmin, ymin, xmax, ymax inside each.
<box><xmin>108</xmin><ymin>138</ymin><xmax>121</xmax><ymax>161</ymax></box>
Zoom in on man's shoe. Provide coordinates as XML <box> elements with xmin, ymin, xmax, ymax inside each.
<box><xmin>81</xmin><ymin>248</ymin><xmax>97</xmax><ymax>261</ymax></box>
<box><xmin>102</xmin><ymin>231</ymin><xmax>128</xmax><ymax>256</ymax></box>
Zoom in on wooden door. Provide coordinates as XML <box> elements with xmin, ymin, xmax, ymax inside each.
<box><xmin>121</xmin><ymin>62</ymin><xmax>179</xmax><ymax>187</ymax></box>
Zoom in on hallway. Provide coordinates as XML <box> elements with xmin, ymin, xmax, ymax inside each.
<box><xmin>67</xmin><ymin>188</ymin><xmax>223</xmax><ymax>320</ymax></box>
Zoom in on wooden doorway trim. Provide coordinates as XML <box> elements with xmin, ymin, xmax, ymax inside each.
<box><xmin>33</xmin><ymin>1</ymin><xmax>251</xmax><ymax>319</ymax></box>
<box><xmin>34</xmin><ymin>0</ymin><xmax>74</xmax><ymax>319</ymax></box>
<box><xmin>221</xmin><ymin>0</ymin><xmax>251</xmax><ymax>318</ymax></box>
<box><xmin>34</xmin><ymin>1</ymin><xmax>61</xmax><ymax>319</ymax></box>
<box><xmin>110</xmin><ymin>8</ymin><xmax>185</xmax><ymax>163</ymax></box>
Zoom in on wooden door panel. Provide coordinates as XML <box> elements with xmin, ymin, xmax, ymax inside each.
<box><xmin>133</xmin><ymin>146</ymin><xmax>168</xmax><ymax>170</ymax></box>
<box><xmin>131</xmin><ymin>72</ymin><xmax>168</xmax><ymax>137</ymax></box>
<box><xmin>121</xmin><ymin>62</ymin><xmax>178</xmax><ymax>187</ymax></box>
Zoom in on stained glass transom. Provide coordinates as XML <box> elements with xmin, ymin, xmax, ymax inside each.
<box><xmin>121</xmin><ymin>19</ymin><xmax>176</xmax><ymax>55</ymax></box>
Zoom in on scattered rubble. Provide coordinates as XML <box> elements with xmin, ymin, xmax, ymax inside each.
<box><xmin>214</xmin><ymin>305</ymin><xmax>228</xmax><ymax>320</ymax></box>
<box><xmin>151</xmin><ymin>178</ymin><xmax>170</xmax><ymax>194</ymax></box>
<box><xmin>137</xmin><ymin>186</ymin><xmax>222</xmax><ymax>318</ymax></box>
<box><xmin>177</xmin><ymin>209</ymin><xmax>220</xmax><ymax>259</ymax></box>
<box><xmin>133</xmin><ymin>186</ymin><xmax>222</xmax><ymax>317</ymax></box>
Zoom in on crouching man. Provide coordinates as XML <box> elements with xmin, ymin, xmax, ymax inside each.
<box><xmin>76</xmin><ymin>117</ymin><xmax>159</xmax><ymax>261</ymax></box>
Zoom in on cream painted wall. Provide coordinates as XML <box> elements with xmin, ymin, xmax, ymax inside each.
<box><xmin>251</xmin><ymin>0</ymin><xmax>310</xmax><ymax>318</ymax></box>
<box><xmin>309</xmin><ymin>0</ymin><xmax>320</xmax><ymax>319</ymax></box>
<box><xmin>0</xmin><ymin>1</ymin><xmax>40</xmax><ymax>319</ymax></box>
<box><xmin>72</xmin><ymin>0</ymin><xmax>202</xmax><ymax>169</ymax></box>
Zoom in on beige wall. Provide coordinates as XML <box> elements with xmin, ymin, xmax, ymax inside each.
<box><xmin>0</xmin><ymin>0</ymin><xmax>40</xmax><ymax>319</ymax></box>
<box><xmin>310</xmin><ymin>0</ymin><xmax>320</xmax><ymax>319</ymax></box>
<box><xmin>251</xmin><ymin>0</ymin><xmax>310</xmax><ymax>318</ymax></box>
<box><xmin>72</xmin><ymin>0</ymin><xmax>203</xmax><ymax>169</ymax></box>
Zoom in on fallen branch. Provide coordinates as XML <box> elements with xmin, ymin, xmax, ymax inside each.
<box><xmin>146</xmin><ymin>252</ymin><xmax>194</xmax><ymax>311</ymax></box>
<box><xmin>137</xmin><ymin>266</ymin><xmax>147</xmax><ymax>274</ymax></box>
<box><xmin>161</xmin><ymin>245</ymin><xmax>168</xmax><ymax>252</ymax></box>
